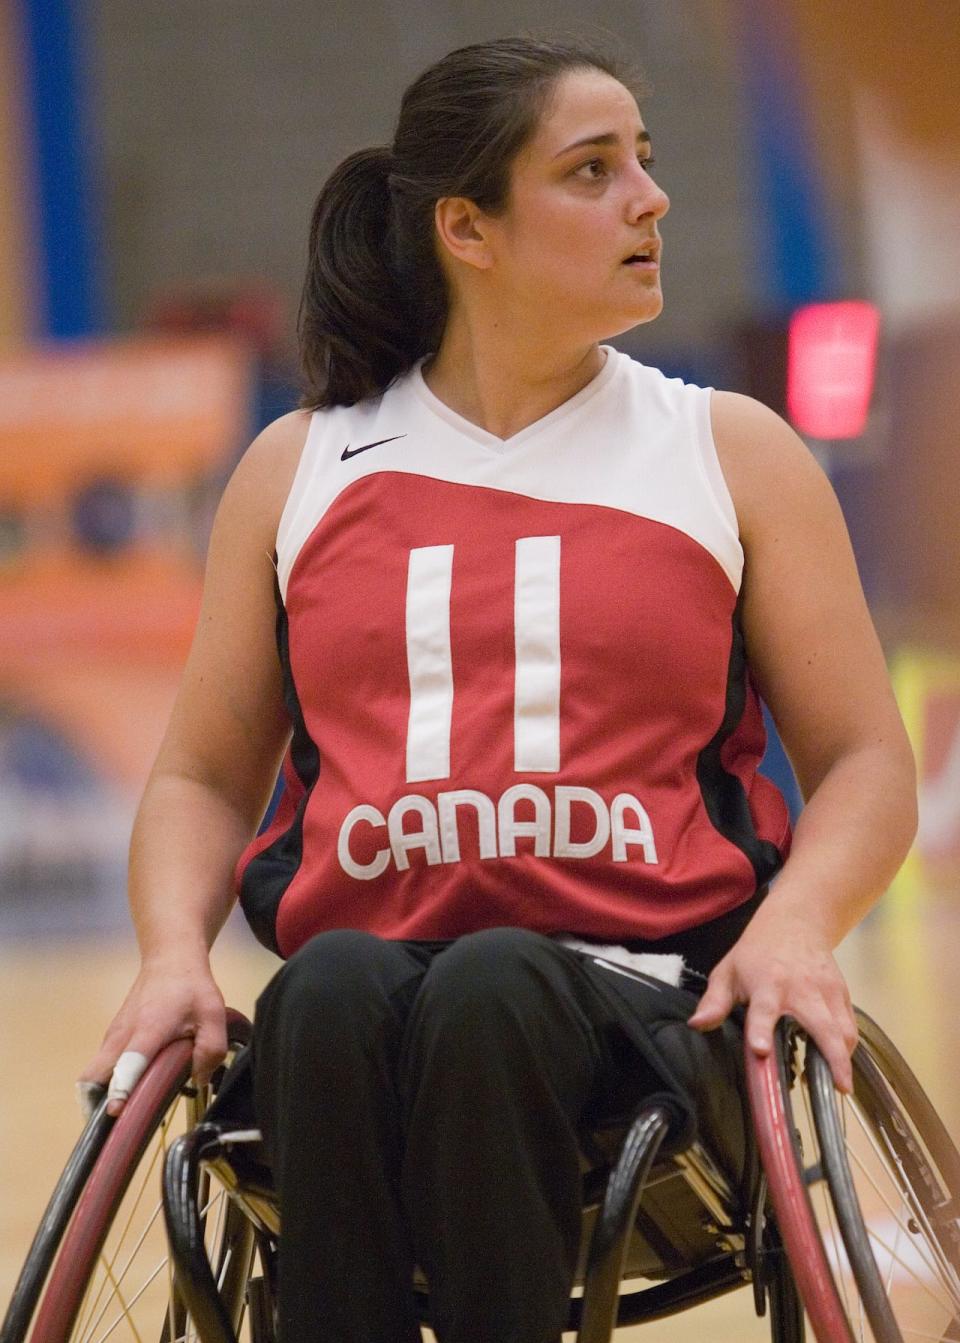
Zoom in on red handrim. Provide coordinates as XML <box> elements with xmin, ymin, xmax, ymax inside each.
<box><xmin>29</xmin><ymin>1011</ymin><xmax>252</xmax><ymax>1343</ymax></box>
<box><xmin>745</xmin><ymin>1042</ymin><xmax>853</xmax><ymax>1343</ymax></box>
<box><xmin>29</xmin><ymin>1038</ymin><xmax>193</xmax><ymax>1343</ymax></box>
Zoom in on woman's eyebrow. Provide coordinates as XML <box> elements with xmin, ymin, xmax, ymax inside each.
<box><xmin>553</xmin><ymin>129</ymin><xmax>651</xmax><ymax>159</ymax></box>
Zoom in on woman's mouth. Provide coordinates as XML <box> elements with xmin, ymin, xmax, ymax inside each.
<box><xmin>623</xmin><ymin>241</ymin><xmax>661</xmax><ymax>269</ymax></box>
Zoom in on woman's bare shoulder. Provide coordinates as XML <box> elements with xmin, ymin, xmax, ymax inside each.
<box><xmin>221</xmin><ymin>408</ymin><xmax>313</xmax><ymax>535</ymax></box>
<box><xmin>709</xmin><ymin>388</ymin><xmax>820</xmax><ymax>476</ymax></box>
<box><xmin>236</xmin><ymin>408</ymin><xmax>313</xmax><ymax>491</ymax></box>
<box><xmin>708</xmin><ymin>389</ymin><xmax>834</xmax><ymax>541</ymax></box>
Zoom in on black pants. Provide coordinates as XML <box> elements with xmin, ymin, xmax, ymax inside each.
<box><xmin>251</xmin><ymin>921</ymin><xmax>750</xmax><ymax>1343</ymax></box>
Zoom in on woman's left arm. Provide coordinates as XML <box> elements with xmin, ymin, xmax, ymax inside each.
<box><xmin>687</xmin><ymin>391</ymin><xmax>918</xmax><ymax>1091</ymax></box>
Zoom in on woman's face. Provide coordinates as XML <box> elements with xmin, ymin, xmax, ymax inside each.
<box><xmin>482</xmin><ymin>68</ymin><xmax>670</xmax><ymax>342</ymax></box>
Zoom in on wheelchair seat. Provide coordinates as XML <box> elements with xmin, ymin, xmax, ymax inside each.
<box><xmin>168</xmin><ymin>1062</ymin><xmax>766</xmax><ymax>1343</ymax></box>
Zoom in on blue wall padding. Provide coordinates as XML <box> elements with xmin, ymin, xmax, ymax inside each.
<box><xmin>19</xmin><ymin>0</ymin><xmax>103</xmax><ymax>337</ymax></box>
<box><xmin>737</xmin><ymin>0</ymin><xmax>842</xmax><ymax>310</ymax></box>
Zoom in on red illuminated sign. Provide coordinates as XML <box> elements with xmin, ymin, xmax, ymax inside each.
<box><xmin>787</xmin><ymin>301</ymin><xmax>880</xmax><ymax>439</ymax></box>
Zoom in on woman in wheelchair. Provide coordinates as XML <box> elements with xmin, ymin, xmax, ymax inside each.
<box><xmin>71</xmin><ymin>34</ymin><xmax>924</xmax><ymax>1343</ymax></box>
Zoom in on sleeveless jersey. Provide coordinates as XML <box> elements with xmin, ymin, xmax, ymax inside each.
<box><xmin>235</xmin><ymin>348</ymin><xmax>792</xmax><ymax>958</ymax></box>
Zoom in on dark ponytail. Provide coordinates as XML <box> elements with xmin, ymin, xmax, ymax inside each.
<box><xmin>298</xmin><ymin>36</ymin><xmax>647</xmax><ymax>409</ymax></box>
<box><xmin>298</xmin><ymin>147</ymin><xmax>427</xmax><ymax>411</ymax></box>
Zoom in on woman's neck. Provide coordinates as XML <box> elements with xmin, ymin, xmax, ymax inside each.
<box><xmin>422</xmin><ymin>321</ymin><xmax>606</xmax><ymax>441</ymax></box>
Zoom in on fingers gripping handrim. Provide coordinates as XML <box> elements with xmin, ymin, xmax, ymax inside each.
<box><xmin>76</xmin><ymin>1049</ymin><xmax>150</xmax><ymax>1120</ymax></box>
<box><xmin>78</xmin><ymin>1021</ymin><xmax>134</xmax><ymax>1090</ymax></box>
<box><xmin>107</xmin><ymin>1051</ymin><xmax>150</xmax><ymax>1106</ymax></box>
<box><xmin>771</xmin><ymin>1003</ymin><xmax>855</xmax><ymax>1093</ymax></box>
<box><xmin>191</xmin><ymin>1018</ymin><xmax>229</xmax><ymax>1088</ymax></box>
<box><xmin>76</xmin><ymin>1020</ymin><xmax>234</xmax><ymax>1121</ymax></box>
<box><xmin>688</xmin><ymin>961</ymin><xmax>737</xmax><ymax>1028</ymax></box>
<box><xmin>744</xmin><ymin>986</ymin><xmax>789</xmax><ymax>1053</ymax></box>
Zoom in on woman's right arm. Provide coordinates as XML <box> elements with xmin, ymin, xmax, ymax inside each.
<box><xmin>78</xmin><ymin>410</ymin><xmax>311</xmax><ymax>1113</ymax></box>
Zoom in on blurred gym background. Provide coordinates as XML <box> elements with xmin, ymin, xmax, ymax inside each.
<box><xmin>1</xmin><ymin>0</ymin><xmax>959</xmax><ymax>1329</ymax></box>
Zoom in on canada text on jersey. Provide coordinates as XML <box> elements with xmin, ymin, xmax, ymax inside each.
<box><xmin>337</xmin><ymin>784</ymin><xmax>659</xmax><ymax>880</ymax></box>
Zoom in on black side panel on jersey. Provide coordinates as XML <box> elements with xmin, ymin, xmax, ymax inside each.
<box><xmin>238</xmin><ymin>574</ymin><xmax>320</xmax><ymax>956</ymax></box>
<box><xmin>696</xmin><ymin>594</ymin><xmax>784</xmax><ymax>889</ymax></box>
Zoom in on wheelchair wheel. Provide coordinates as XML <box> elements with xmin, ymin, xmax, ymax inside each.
<box><xmin>18</xmin><ymin>1015</ymin><xmax>255</xmax><ymax>1343</ymax></box>
<box><xmin>749</xmin><ymin>1014</ymin><xmax>960</xmax><ymax>1343</ymax></box>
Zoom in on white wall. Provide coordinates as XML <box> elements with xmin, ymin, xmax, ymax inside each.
<box><xmin>854</xmin><ymin>83</ymin><xmax>960</xmax><ymax>333</ymax></box>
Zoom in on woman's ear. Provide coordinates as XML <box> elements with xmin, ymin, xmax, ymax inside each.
<box><xmin>434</xmin><ymin>197</ymin><xmax>494</xmax><ymax>271</ymax></box>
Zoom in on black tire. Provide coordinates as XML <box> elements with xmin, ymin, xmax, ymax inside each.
<box><xmin>786</xmin><ymin>1015</ymin><xmax>960</xmax><ymax>1342</ymax></box>
<box><xmin>1</xmin><ymin>1101</ymin><xmax>115</xmax><ymax>1343</ymax></box>
<box><xmin>13</xmin><ymin>1015</ymin><xmax>253</xmax><ymax>1343</ymax></box>
<box><xmin>765</xmin><ymin>1218</ymin><xmax>806</xmax><ymax>1343</ymax></box>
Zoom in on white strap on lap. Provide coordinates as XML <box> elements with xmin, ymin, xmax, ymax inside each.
<box><xmin>558</xmin><ymin>939</ymin><xmax>685</xmax><ymax>987</ymax></box>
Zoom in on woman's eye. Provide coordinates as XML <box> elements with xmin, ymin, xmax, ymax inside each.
<box><xmin>574</xmin><ymin>158</ymin><xmax>608</xmax><ymax>181</ymax></box>
<box><xmin>574</xmin><ymin>155</ymin><xmax>657</xmax><ymax>181</ymax></box>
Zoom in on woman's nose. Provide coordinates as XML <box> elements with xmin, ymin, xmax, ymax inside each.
<box><xmin>628</xmin><ymin>164</ymin><xmax>670</xmax><ymax>221</ymax></box>
<box><xmin>639</xmin><ymin>179</ymin><xmax>670</xmax><ymax>221</ymax></box>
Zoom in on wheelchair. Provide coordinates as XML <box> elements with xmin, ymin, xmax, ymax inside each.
<box><xmin>3</xmin><ymin>1003</ymin><xmax>959</xmax><ymax>1343</ymax></box>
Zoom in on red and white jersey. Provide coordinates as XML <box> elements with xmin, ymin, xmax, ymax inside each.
<box><xmin>236</xmin><ymin>348</ymin><xmax>791</xmax><ymax>958</ymax></box>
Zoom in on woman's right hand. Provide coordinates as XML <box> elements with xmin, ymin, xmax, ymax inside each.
<box><xmin>77</xmin><ymin>957</ymin><xmax>227</xmax><ymax>1117</ymax></box>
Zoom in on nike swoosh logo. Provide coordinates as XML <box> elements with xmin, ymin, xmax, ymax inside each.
<box><xmin>341</xmin><ymin>434</ymin><xmax>407</xmax><ymax>461</ymax></box>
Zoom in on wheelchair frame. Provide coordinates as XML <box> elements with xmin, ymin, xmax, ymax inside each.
<box><xmin>3</xmin><ymin>1006</ymin><xmax>958</xmax><ymax>1343</ymax></box>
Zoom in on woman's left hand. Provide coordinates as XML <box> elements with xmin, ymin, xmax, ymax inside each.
<box><xmin>687</xmin><ymin>913</ymin><xmax>858</xmax><ymax>1093</ymax></box>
